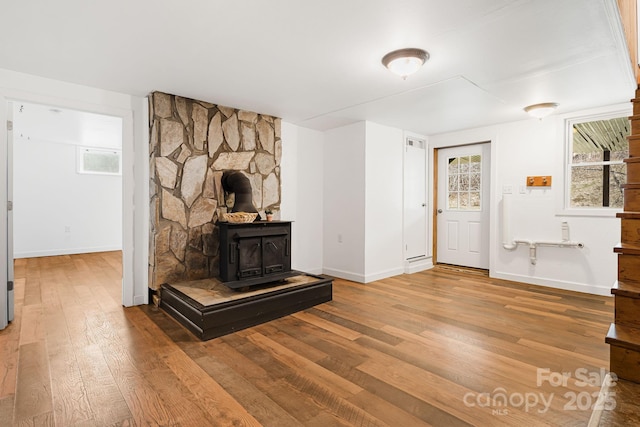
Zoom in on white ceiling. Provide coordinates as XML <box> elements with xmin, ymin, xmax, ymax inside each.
<box><xmin>12</xmin><ymin>102</ymin><xmax>122</xmax><ymax>149</ymax></box>
<box><xmin>1</xmin><ymin>0</ymin><xmax>635</xmax><ymax>136</ymax></box>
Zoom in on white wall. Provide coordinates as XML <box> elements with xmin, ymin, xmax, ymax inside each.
<box><xmin>0</xmin><ymin>68</ymin><xmax>147</xmax><ymax>307</ymax></box>
<box><xmin>430</xmin><ymin>104</ymin><xmax>628</xmax><ymax>295</ymax></box>
<box><xmin>323</xmin><ymin>122</ymin><xmax>367</xmax><ymax>281</ymax></box>
<box><xmin>281</xmin><ymin>122</ymin><xmax>324</xmax><ymax>274</ymax></box>
<box><xmin>322</xmin><ymin>121</ymin><xmax>407</xmax><ymax>283</ymax></box>
<box><xmin>290</xmin><ymin>112</ymin><xmax>619</xmax><ymax>293</ymax></box>
<box><xmin>364</xmin><ymin>122</ymin><xmax>404</xmax><ymax>281</ymax></box>
<box><xmin>13</xmin><ymin>138</ymin><xmax>122</xmax><ymax>258</ymax></box>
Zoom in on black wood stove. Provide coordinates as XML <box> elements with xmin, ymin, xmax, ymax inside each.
<box><xmin>219</xmin><ymin>220</ymin><xmax>298</xmax><ymax>289</ymax></box>
<box><xmin>160</xmin><ymin>170</ymin><xmax>332</xmax><ymax>340</ymax></box>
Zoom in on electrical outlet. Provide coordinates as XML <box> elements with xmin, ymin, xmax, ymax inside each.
<box><xmin>64</xmin><ymin>226</ymin><xmax>71</xmax><ymax>233</ymax></box>
<box><xmin>502</xmin><ymin>185</ymin><xmax>513</xmax><ymax>194</ymax></box>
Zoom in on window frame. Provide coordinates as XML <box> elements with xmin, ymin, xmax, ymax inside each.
<box><xmin>561</xmin><ymin>107</ymin><xmax>630</xmax><ymax>217</ymax></box>
<box><xmin>76</xmin><ymin>146</ymin><xmax>122</xmax><ymax>176</ymax></box>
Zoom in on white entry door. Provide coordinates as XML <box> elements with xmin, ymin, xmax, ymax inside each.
<box><xmin>436</xmin><ymin>143</ymin><xmax>490</xmax><ymax>269</ymax></box>
<box><xmin>404</xmin><ymin>137</ymin><xmax>427</xmax><ymax>259</ymax></box>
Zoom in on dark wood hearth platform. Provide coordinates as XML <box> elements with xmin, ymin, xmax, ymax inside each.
<box><xmin>159</xmin><ymin>272</ymin><xmax>332</xmax><ymax>340</ymax></box>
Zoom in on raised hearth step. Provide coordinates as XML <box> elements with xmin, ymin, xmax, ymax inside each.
<box><xmin>160</xmin><ymin>272</ymin><xmax>333</xmax><ymax>341</ymax></box>
<box><xmin>223</xmin><ymin>270</ymin><xmax>300</xmax><ymax>290</ymax></box>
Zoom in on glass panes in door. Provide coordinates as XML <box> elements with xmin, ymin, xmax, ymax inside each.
<box><xmin>447</xmin><ymin>155</ymin><xmax>481</xmax><ymax>210</ymax></box>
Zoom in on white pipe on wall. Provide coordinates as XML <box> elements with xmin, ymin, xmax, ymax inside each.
<box><xmin>502</xmin><ymin>195</ymin><xmax>517</xmax><ymax>250</ymax></box>
<box><xmin>501</xmin><ymin>195</ymin><xmax>583</xmax><ymax>264</ymax></box>
<box><xmin>509</xmin><ymin>239</ymin><xmax>584</xmax><ymax>265</ymax></box>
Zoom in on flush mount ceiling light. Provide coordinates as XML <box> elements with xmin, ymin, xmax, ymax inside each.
<box><xmin>382</xmin><ymin>48</ymin><xmax>429</xmax><ymax>79</ymax></box>
<box><xmin>524</xmin><ymin>102</ymin><xmax>559</xmax><ymax>119</ymax></box>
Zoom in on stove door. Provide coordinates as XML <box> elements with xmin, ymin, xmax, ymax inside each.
<box><xmin>262</xmin><ymin>235</ymin><xmax>287</xmax><ymax>275</ymax></box>
<box><xmin>237</xmin><ymin>237</ymin><xmax>262</xmax><ymax>279</ymax></box>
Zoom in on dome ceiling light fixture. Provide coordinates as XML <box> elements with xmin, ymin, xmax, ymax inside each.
<box><xmin>381</xmin><ymin>48</ymin><xmax>429</xmax><ymax>79</ymax></box>
<box><xmin>524</xmin><ymin>102</ymin><xmax>559</xmax><ymax>119</ymax></box>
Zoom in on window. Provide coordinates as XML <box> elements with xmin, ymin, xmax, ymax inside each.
<box><xmin>447</xmin><ymin>154</ymin><xmax>482</xmax><ymax>210</ymax></box>
<box><xmin>77</xmin><ymin>147</ymin><xmax>122</xmax><ymax>175</ymax></box>
<box><xmin>567</xmin><ymin>115</ymin><xmax>628</xmax><ymax>209</ymax></box>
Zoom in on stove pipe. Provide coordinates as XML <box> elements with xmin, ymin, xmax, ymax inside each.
<box><xmin>221</xmin><ymin>171</ymin><xmax>260</xmax><ymax>219</ymax></box>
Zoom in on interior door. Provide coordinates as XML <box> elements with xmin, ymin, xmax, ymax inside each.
<box><xmin>404</xmin><ymin>138</ymin><xmax>427</xmax><ymax>259</ymax></box>
<box><xmin>436</xmin><ymin>143</ymin><xmax>490</xmax><ymax>269</ymax></box>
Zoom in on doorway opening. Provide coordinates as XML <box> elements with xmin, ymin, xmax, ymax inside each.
<box><xmin>10</xmin><ymin>101</ymin><xmax>124</xmax><ymax>302</ymax></box>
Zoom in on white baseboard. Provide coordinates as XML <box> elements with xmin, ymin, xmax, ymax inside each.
<box><xmin>364</xmin><ymin>267</ymin><xmax>405</xmax><ymax>283</ymax></box>
<box><xmin>322</xmin><ymin>268</ymin><xmax>365</xmax><ymax>283</ymax></box>
<box><xmin>293</xmin><ymin>266</ymin><xmax>323</xmax><ymax>275</ymax></box>
<box><xmin>14</xmin><ymin>245</ymin><xmax>122</xmax><ymax>259</ymax></box>
<box><xmin>492</xmin><ymin>271</ymin><xmax>612</xmax><ymax>296</ymax></box>
<box><xmin>404</xmin><ymin>257</ymin><xmax>434</xmax><ymax>274</ymax></box>
<box><xmin>322</xmin><ymin>267</ymin><xmax>405</xmax><ymax>283</ymax></box>
<box><xmin>133</xmin><ymin>294</ymin><xmax>147</xmax><ymax>306</ymax></box>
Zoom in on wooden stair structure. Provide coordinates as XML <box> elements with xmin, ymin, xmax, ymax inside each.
<box><xmin>593</xmin><ymin>3</ymin><xmax>640</xmax><ymax>425</ymax></box>
<box><xmin>606</xmin><ymin>89</ymin><xmax>640</xmax><ymax>383</ymax></box>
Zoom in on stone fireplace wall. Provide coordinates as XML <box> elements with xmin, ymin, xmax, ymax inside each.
<box><xmin>148</xmin><ymin>92</ymin><xmax>282</xmax><ymax>289</ymax></box>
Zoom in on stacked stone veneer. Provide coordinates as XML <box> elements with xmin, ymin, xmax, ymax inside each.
<box><xmin>149</xmin><ymin>92</ymin><xmax>282</xmax><ymax>289</ymax></box>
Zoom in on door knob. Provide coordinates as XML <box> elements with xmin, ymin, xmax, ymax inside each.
<box><xmin>437</xmin><ymin>209</ymin><xmax>443</xmax><ymax>214</ymax></box>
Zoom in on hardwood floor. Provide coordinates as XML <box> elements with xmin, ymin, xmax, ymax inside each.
<box><xmin>0</xmin><ymin>252</ymin><xmax>615</xmax><ymax>426</ymax></box>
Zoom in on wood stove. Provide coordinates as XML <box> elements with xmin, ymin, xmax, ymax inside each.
<box><xmin>161</xmin><ymin>218</ymin><xmax>333</xmax><ymax>339</ymax></box>
<box><xmin>219</xmin><ymin>220</ymin><xmax>297</xmax><ymax>289</ymax></box>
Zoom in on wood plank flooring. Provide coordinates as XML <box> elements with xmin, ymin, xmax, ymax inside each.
<box><xmin>0</xmin><ymin>252</ymin><xmax>616</xmax><ymax>426</ymax></box>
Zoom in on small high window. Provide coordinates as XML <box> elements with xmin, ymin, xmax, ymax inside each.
<box><xmin>567</xmin><ymin>115</ymin><xmax>629</xmax><ymax>209</ymax></box>
<box><xmin>77</xmin><ymin>147</ymin><xmax>122</xmax><ymax>175</ymax></box>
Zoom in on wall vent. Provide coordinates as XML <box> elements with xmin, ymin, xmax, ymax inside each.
<box><xmin>406</xmin><ymin>138</ymin><xmax>425</xmax><ymax>149</ymax></box>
